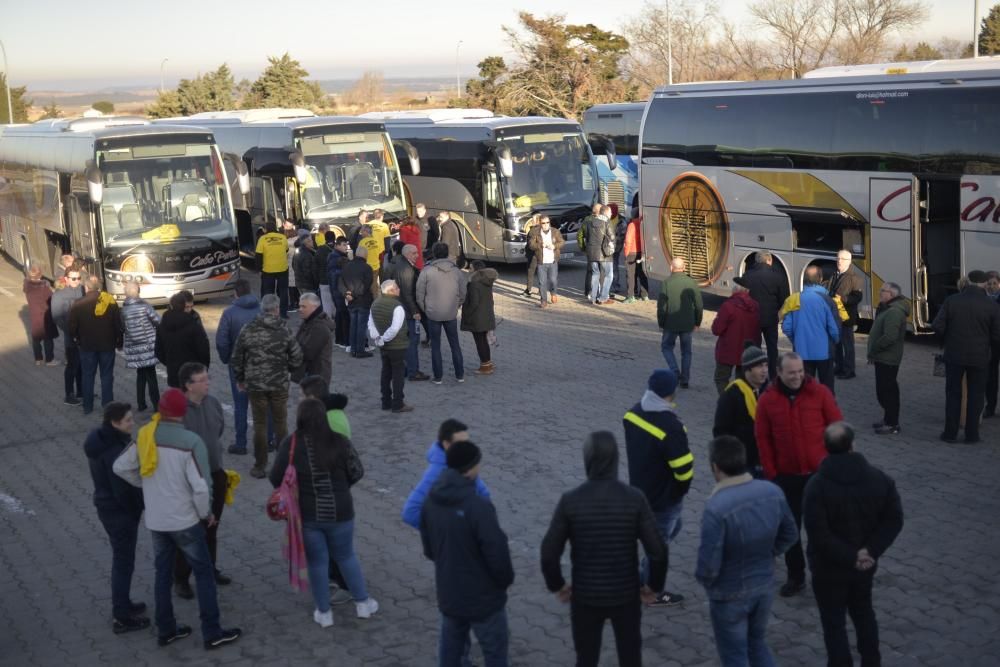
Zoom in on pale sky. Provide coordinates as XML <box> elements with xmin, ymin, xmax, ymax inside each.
<box><xmin>0</xmin><ymin>0</ymin><xmax>986</xmax><ymax>90</ymax></box>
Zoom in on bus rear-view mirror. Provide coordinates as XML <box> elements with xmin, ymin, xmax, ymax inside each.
<box><xmin>393</xmin><ymin>139</ymin><xmax>421</xmax><ymax>176</ymax></box>
<box><xmin>497</xmin><ymin>146</ymin><xmax>513</xmax><ymax>179</ymax></box>
<box><xmin>602</xmin><ymin>137</ymin><xmax>618</xmax><ymax>171</ymax></box>
<box><xmin>85</xmin><ymin>162</ymin><xmax>103</xmax><ymax>205</ymax></box>
<box><xmin>289</xmin><ymin>150</ymin><xmax>307</xmax><ymax>185</ymax></box>
<box><xmin>224</xmin><ymin>152</ymin><xmax>251</xmax><ymax>195</ymax></box>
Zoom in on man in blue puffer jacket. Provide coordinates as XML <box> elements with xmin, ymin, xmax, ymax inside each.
<box><xmin>215</xmin><ymin>278</ymin><xmax>261</xmax><ymax>455</ymax></box>
<box><xmin>402</xmin><ymin>418</ymin><xmax>491</xmax><ymax>529</ymax></box>
<box><xmin>782</xmin><ymin>266</ymin><xmax>840</xmax><ymax>392</ymax></box>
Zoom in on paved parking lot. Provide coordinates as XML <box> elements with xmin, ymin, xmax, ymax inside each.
<box><xmin>0</xmin><ymin>255</ymin><xmax>998</xmax><ymax>666</ymax></box>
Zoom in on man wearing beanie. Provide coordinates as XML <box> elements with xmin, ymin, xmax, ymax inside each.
<box><xmin>420</xmin><ymin>441</ymin><xmax>514</xmax><ymax>666</ymax></box>
<box><xmin>931</xmin><ymin>269</ymin><xmax>1000</xmax><ymax>443</ymax></box>
<box><xmin>541</xmin><ymin>432</ymin><xmax>667</xmax><ymax>666</ymax></box>
<box><xmin>622</xmin><ymin>369</ymin><xmax>693</xmax><ymax>607</ymax></box>
<box><xmin>713</xmin><ymin>344</ymin><xmax>770</xmax><ymax>476</ymax></box>
<box><xmin>114</xmin><ymin>388</ymin><xmax>242</xmax><ymax>650</ymax></box>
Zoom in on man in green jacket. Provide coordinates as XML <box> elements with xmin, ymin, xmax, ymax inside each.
<box><xmin>657</xmin><ymin>257</ymin><xmax>704</xmax><ymax>388</ymax></box>
<box><xmin>867</xmin><ymin>282</ymin><xmax>910</xmax><ymax>435</ymax></box>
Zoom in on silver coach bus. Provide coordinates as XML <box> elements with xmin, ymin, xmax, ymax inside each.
<box><xmin>163</xmin><ymin>109</ymin><xmax>418</xmax><ymax>256</ymax></box>
<box><xmin>0</xmin><ymin>117</ymin><xmax>244</xmax><ymax>303</ymax></box>
<box><xmin>639</xmin><ymin>59</ymin><xmax>1000</xmax><ymax>330</ymax></box>
<box><xmin>365</xmin><ymin>109</ymin><xmax>611</xmax><ymax>263</ymax></box>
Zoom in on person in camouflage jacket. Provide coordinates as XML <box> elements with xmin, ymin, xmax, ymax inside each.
<box><xmin>231</xmin><ymin>294</ymin><xmax>303</xmax><ymax>477</ymax></box>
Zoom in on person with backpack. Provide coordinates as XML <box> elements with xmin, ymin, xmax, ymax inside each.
<box><xmin>582</xmin><ymin>204</ymin><xmax>616</xmax><ymax>305</ymax></box>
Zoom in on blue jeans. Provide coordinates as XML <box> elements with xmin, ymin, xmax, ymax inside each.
<box><xmin>405</xmin><ymin>318</ymin><xmax>421</xmax><ymax>378</ymax></box>
<box><xmin>709</xmin><ymin>591</ymin><xmax>777</xmax><ymax>667</ymax></box>
<box><xmin>349</xmin><ymin>307</ymin><xmax>370</xmax><ymax>355</ymax></box>
<box><xmin>439</xmin><ymin>607</ymin><xmax>509</xmax><ymax>667</ymax></box>
<box><xmin>151</xmin><ymin>523</ymin><xmax>222</xmax><ymax>642</ymax></box>
<box><xmin>80</xmin><ymin>349</ymin><xmax>115</xmax><ymax>413</ymax></box>
<box><xmin>97</xmin><ymin>509</ymin><xmax>140</xmax><ymax>622</ymax></box>
<box><xmin>641</xmin><ymin>501</ymin><xmax>683</xmax><ymax>592</ymax></box>
<box><xmin>536</xmin><ymin>262</ymin><xmax>558</xmax><ymax>303</ymax></box>
<box><xmin>427</xmin><ymin>319</ymin><xmax>464</xmax><ymax>381</ymax></box>
<box><xmin>589</xmin><ymin>260</ymin><xmax>612</xmax><ymax>302</ymax></box>
<box><xmin>302</xmin><ymin>519</ymin><xmax>369</xmax><ymax>613</ymax></box>
<box><xmin>661</xmin><ymin>330</ymin><xmax>693</xmax><ymax>383</ymax></box>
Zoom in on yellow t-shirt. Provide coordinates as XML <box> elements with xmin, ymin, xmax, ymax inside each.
<box><xmin>368</xmin><ymin>221</ymin><xmax>390</xmax><ymax>249</ymax></box>
<box><xmin>256</xmin><ymin>232</ymin><xmax>290</xmax><ymax>273</ymax></box>
<box><xmin>359</xmin><ymin>236</ymin><xmax>383</xmax><ymax>272</ymax></box>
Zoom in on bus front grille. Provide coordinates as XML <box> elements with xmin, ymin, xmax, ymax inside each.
<box><xmin>669</xmin><ymin>210</ymin><xmax>710</xmax><ymax>281</ymax></box>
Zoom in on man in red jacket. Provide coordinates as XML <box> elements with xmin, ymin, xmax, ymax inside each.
<box><xmin>711</xmin><ymin>281</ymin><xmax>761</xmax><ymax>394</ymax></box>
<box><xmin>754</xmin><ymin>351</ymin><xmax>842</xmax><ymax>597</ymax></box>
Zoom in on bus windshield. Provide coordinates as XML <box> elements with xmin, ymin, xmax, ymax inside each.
<box><xmin>97</xmin><ymin>142</ymin><xmax>234</xmax><ymax>247</ymax></box>
<box><xmin>500</xmin><ymin>132</ymin><xmax>596</xmax><ymax>214</ymax></box>
<box><xmin>297</xmin><ymin>131</ymin><xmax>404</xmax><ymax>220</ymax></box>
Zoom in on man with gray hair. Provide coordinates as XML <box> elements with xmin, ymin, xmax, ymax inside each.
<box><xmin>231</xmin><ymin>293</ymin><xmax>303</xmax><ymax>477</ymax></box>
<box><xmin>829</xmin><ymin>250</ymin><xmax>865</xmax><ymax>380</ymax></box>
<box><xmin>293</xmin><ymin>292</ymin><xmax>334</xmax><ymax>388</ymax></box>
<box><xmin>368</xmin><ymin>279</ymin><xmax>412</xmax><ymax>413</ymax></box>
<box><xmin>867</xmin><ymin>282</ymin><xmax>909</xmax><ymax>435</ymax></box>
<box><xmin>657</xmin><ymin>256</ymin><xmax>703</xmax><ymax>388</ymax></box>
<box><xmin>382</xmin><ymin>243</ymin><xmax>429</xmax><ymax>381</ymax></box>
<box><xmin>581</xmin><ymin>204</ymin><xmax>616</xmax><ymax>305</ymax></box>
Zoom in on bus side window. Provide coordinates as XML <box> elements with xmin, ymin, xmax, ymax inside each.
<box><xmin>483</xmin><ymin>167</ymin><xmax>503</xmax><ymax>220</ymax></box>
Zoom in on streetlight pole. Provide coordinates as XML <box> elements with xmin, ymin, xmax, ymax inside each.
<box><xmin>0</xmin><ymin>39</ymin><xmax>13</xmax><ymax>124</ymax></box>
<box><xmin>974</xmin><ymin>0</ymin><xmax>981</xmax><ymax>58</ymax></box>
<box><xmin>455</xmin><ymin>41</ymin><xmax>463</xmax><ymax>99</ymax></box>
<box><xmin>665</xmin><ymin>0</ymin><xmax>673</xmax><ymax>85</ymax></box>
<box><xmin>160</xmin><ymin>58</ymin><xmax>169</xmax><ymax>94</ymax></box>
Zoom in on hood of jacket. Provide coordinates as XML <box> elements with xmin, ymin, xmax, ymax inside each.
<box><xmin>428</xmin><ymin>258</ymin><xmax>460</xmax><ymax>274</ymax></box>
<box><xmin>160</xmin><ymin>309</ymin><xmax>200</xmax><ymax>334</ymax></box>
<box><xmin>232</xmin><ymin>294</ymin><xmax>260</xmax><ymax>310</ymax></box>
<box><xmin>428</xmin><ymin>467</ymin><xmax>477</xmax><ymax>506</ymax></box>
<box><xmin>877</xmin><ymin>295</ymin><xmax>911</xmax><ymax>318</ymax></box>
<box><xmin>816</xmin><ymin>451</ymin><xmax>869</xmax><ymax>486</ymax></box>
<box><xmin>584</xmin><ymin>434</ymin><xmax>619</xmax><ymax>481</ymax></box>
<box><xmin>426</xmin><ymin>441</ymin><xmax>447</xmax><ymax>465</ymax></box>
<box><xmin>732</xmin><ymin>290</ymin><xmax>759</xmax><ymax>314</ymax></box>
<box><xmin>84</xmin><ymin>423</ymin><xmax>130</xmax><ymax>459</ymax></box>
<box><xmin>470</xmin><ymin>268</ymin><xmax>498</xmax><ymax>286</ymax></box>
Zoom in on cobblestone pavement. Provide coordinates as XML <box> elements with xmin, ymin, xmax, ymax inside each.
<box><xmin>0</xmin><ymin>255</ymin><xmax>998</xmax><ymax>667</ymax></box>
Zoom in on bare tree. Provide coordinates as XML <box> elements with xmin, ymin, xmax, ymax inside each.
<box><xmin>718</xmin><ymin>21</ymin><xmax>782</xmax><ymax>81</ymax></box>
<box><xmin>836</xmin><ymin>0</ymin><xmax>928</xmax><ymax>64</ymax></box>
<box><xmin>622</xmin><ymin>0</ymin><xmax>721</xmax><ymax>90</ymax></box>
<box><xmin>749</xmin><ymin>0</ymin><xmax>842</xmax><ymax>77</ymax></box>
<box><xmin>344</xmin><ymin>70</ymin><xmax>384</xmax><ymax>108</ymax></box>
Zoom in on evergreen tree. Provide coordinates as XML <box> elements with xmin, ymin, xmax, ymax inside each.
<box><xmin>0</xmin><ymin>73</ymin><xmax>31</xmax><ymax>123</ymax></box>
<box><xmin>980</xmin><ymin>4</ymin><xmax>1000</xmax><ymax>55</ymax></box>
<box><xmin>242</xmin><ymin>54</ymin><xmax>324</xmax><ymax>109</ymax></box>
<box><xmin>39</xmin><ymin>101</ymin><xmax>62</xmax><ymax>120</ymax></box>
<box><xmin>893</xmin><ymin>41</ymin><xmax>943</xmax><ymax>61</ymax></box>
<box><xmin>92</xmin><ymin>100</ymin><xmax>115</xmax><ymax>114</ymax></box>
<box><xmin>147</xmin><ymin>64</ymin><xmax>235</xmax><ymax>118</ymax></box>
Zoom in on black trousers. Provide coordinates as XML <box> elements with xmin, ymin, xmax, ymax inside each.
<box><xmin>625</xmin><ymin>257</ymin><xmax>649</xmax><ymax>298</ymax></box>
<box><xmin>813</xmin><ymin>572</ymin><xmax>881</xmax><ymax>667</ymax></box>
<box><xmin>525</xmin><ymin>252</ymin><xmax>538</xmax><ymax>292</ymax></box>
<box><xmin>583</xmin><ymin>263</ymin><xmax>593</xmax><ymax>297</ymax></box>
<box><xmin>987</xmin><ymin>344</ymin><xmax>1000</xmax><ymax>414</ymax></box>
<box><xmin>570</xmin><ymin>599</ymin><xmax>642</xmax><ymax>667</ymax></box>
<box><xmin>380</xmin><ymin>347</ymin><xmax>406</xmax><ymax>410</ymax></box>
<box><xmin>472</xmin><ymin>331</ymin><xmax>491</xmax><ymax>364</ymax></box>
<box><xmin>31</xmin><ymin>337</ymin><xmax>54</xmax><ymax>362</ymax></box>
<box><xmin>175</xmin><ymin>469</ymin><xmax>228</xmax><ymax>582</ymax></box>
<box><xmin>135</xmin><ymin>366</ymin><xmax>160</xmax><ymax>411</ymax></box>
<box><xmin>834</xmin><ymin>324</ymin><xmax>856</xmax><ymax>375</ymax></box>
<box><xmin>64</xmin><ymin>343</ymin><xmax>82</xmax><ymax>399</ymax></box>
<box><xmin>611</xmin><ymin>250</ymin><xmax>622</xmax><ymax>292</ymax></box>
<box><xmin>944</xmin><ymin>362</ymin><xmax>987</xmax><ymax>441</ymax></box>
<box><xmin>804</xmin><ymin>359</ymin><xmax>836</xmax><ymax>394</ymax></box>
<box><xmin>773</xmin><ymin>473</ymin><xmax>811</xmax><ymax>581</ymax></box>
<box><xmin>761</xmin><ymin>324</ymin><xmax>779</xmax><ymax>379</ymax></box>
<box><xmin>873</xmin><ymin>363</ymin><xmax>900</xmax><ymax>427</ymax></box>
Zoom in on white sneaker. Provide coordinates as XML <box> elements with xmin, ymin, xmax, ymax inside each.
<box><xmin>355</xmin><ymin>597</ymin><xmax>379</xmax><ymax>619</ymax></box>
<box><xmin>313</xmin><ymin>609</ymin><xmax>334</xmax><ymax>628</ymax></box>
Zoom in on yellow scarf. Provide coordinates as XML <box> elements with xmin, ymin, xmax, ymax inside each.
<box><xmin>95</xmin><ymin>291</ymin><xmax>117</xmax><ymax>316</ymax></box>
<box><xmin>778</xmin><ymin>291</ymin><xmax>848</xmax><ymax>322</ymax></box>
<box><xmin>137</xmin><ymin>413</ymin><xmax>160</xmax><ymax>477</ymax></box>
<box><xmin>224</xmin><ymin>470</ymin><xmax>242</xmax><ymax>505</ymax></box>
<box><xmin>726</xmin><ymin>379</ymin><xmax>758</xmax><ymax>419</ymax></box>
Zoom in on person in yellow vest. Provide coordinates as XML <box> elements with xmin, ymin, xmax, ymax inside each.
<box><xmin>255</xmin><ymin>222</ymin><xmax>290</xmax><ymax>319</ymax></box>
<box><xmin>713</xmin><ymin>344</ymin><xmax>770</xmax><ymax>478</ymax></box>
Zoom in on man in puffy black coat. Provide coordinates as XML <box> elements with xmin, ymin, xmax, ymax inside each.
<box><xmin>421</xmin><ymin>442</ymin><xmax>513</xmax><ymax>667</ymax></box>
<box><xmin>155</xmin><ymin>291</ymin><xmax>210</xmax><ymax>388</ymax></box>
<box><xmin>541</xmin><ymin>431</ymin><xmax>667</xmax><ymax>667</ymax></box>
<box><xmin>803</xmin><ymin>422</ymin><xmax>903</xmax><ymax>667</ymax></box>
<box><xmin>738</xmin><ymin>251</ymin><xmax>789</xmax><ymax>378</ymax></box>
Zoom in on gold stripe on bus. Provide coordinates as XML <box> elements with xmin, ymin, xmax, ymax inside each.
<box><xmin>729</xmin><ymin>171</ymin><xmax>866</xmax><ymax>223</ymax></box>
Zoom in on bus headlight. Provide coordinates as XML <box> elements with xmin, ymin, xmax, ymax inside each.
<box><xmin>121</xmin><ymin>255</ymin><xmax>155</xmax><ymax>275</ymax></box>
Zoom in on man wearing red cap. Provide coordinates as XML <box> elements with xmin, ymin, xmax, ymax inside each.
<box><xmin>114</xmin><ymin>388</ymin><xmax>242</xmax><ymax>650</ymax></box>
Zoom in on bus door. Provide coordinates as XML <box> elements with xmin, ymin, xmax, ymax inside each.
<box><xmin>480</xmin><ymin>165</ymin><xmax>505</xmax><ymax>261</ymax></box>
<box><xmin>915</xmin><ymin>176</ymin><xmax>962</xmax><ymax>327</ymax></box>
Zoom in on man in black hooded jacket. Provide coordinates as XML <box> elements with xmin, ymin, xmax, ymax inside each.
<box><xmin>541</xmin><ymin>431</ymin><xmax>667</xmax><ymax>667</ymax></box>
<box><xmin>803</xmin><ymin>422</ymin><xmax>903</xmax><ymax>667</ymax></box>
<box><xmin>421</xmin><ymin>441</ymin><xmax>514</xmax><ymax>667</ymax></box>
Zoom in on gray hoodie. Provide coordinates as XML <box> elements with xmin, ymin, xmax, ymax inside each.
<box><xmin>416</xmin><ymin>258</ymin><xmax>468</xmax><ymax>322</ymax></box>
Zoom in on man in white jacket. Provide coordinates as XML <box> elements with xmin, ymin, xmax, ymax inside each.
<box><xmin>114</xmin><ymin>388</ymin><xmax>242</xmax><ymax>651</ymax></box>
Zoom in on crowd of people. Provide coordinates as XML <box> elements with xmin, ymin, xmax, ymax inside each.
<box><xmin>22</xmin><ymin>227</ymin><xmax>999</xmax><ymax>664</ymax></box>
